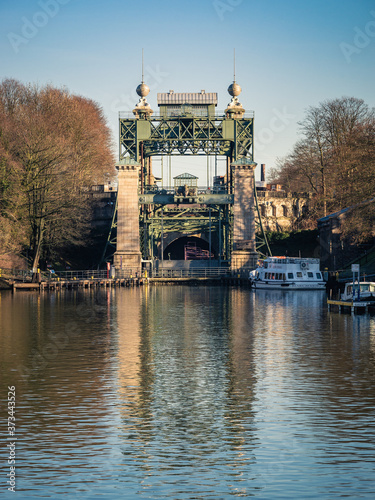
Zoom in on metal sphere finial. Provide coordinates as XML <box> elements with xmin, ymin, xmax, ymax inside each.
<box><xmin>228</xmin><ymin>82</ymin><xmax>242</xmax><ymax>97</ymax></box>
<box><xmin>136</xmin><ymin>82</ymin><xmax>150</xmax><ymax>97</ymax></box>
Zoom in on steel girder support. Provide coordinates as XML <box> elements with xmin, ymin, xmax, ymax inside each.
<box><xmin>119</xmin><ymin>116</ymin><xmax>253</xmax><ymax>160</ymax></box>
<box><xmin>253</xmin><ymin>184</ymin><xmax>272</xmax><ymax>257</ymax></box>
<box><xmin>234</xmin><ymin>119</ymin><xmax>254</xmax><ymax>159</ymax></box>
<box><xmin>98</xmin><ymin>191</ymin><xmax>118</xmax><ymax>268</ymax></box>
<box><xmin>140</xmin><ymin>205</ymin><xmax>232</xmax><ymax>261</ymax></box>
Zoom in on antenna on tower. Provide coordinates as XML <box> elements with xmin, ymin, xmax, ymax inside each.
<box><xmin>141</xmin><ymin>48</ymin><xmax>144</xmax><ymax>83</ymax></box>
<box><xmin>233</xmin><ymin>48</ymin><xmax>236</xmax><ymax>82</ymax></box>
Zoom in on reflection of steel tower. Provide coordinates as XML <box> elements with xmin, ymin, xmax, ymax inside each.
<box><xmin>114</xmin><ymin>71</ymin><xmax>258</xmax><ymax>273</ymax></box>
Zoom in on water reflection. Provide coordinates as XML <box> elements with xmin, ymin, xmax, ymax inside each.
<box><xmin>0</xmin><ymin>287</ymin><xmax>375</xmax><ymax>499</ymax></box>
<box><xmin>0</xmin><ymin>289</ymin><xmax>119</xmax><ymax>497</ymax></box>
<box><xmin>115</xmin><ymin>287</ymin><xmax>258</xmax><ymax>497</ymax></box>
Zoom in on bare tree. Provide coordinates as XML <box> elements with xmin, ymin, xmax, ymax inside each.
<box><xmin>0</xmin><ymin>79</ymin><xmax>115</xmax><ymax>270</ymax></box>
<box><xmin>271</xmin><ymin>96</ymin><xmax>375</xmax><ymax>232</ymax></box>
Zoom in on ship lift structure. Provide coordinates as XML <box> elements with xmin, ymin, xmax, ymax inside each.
<box><xmin>102</xmin><ymin>68</ymin><xmax>270</xmax><ymax>272</ymax></box>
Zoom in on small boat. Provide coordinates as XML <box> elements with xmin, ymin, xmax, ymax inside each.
<box><xmin>341</xmin><ymin>282</ymin><xmax>375</xmax><ymax>302</ymax></box>
<box><xmin>249</xmin><ymin>256</ymin><xmax>326</xmax><ymax>290</ymax></box>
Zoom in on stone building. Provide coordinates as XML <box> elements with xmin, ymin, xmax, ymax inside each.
<box><xmin>255</xmin><ymin>188</ymin><xmax>312</xmax><ymax>231</ymax></box>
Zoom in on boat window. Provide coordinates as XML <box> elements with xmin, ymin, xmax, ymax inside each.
<box><xmin>316</xmin><ymin>273</ymin><xmax>322</xmax><ymax>279</ymax></box>
<box><xmin>296</xmin><ymin>272</ymin><xmax>302</xmax><ymax>278</ymax></box>
<box><xmin>288</xmin><ymin>273</ymin><xmax>293</xmax><ymax>279</ymax></box>
<box><xmin>307</xmin><ymin>272</ymin><xmax>313</xmax><ymax>278</ymax></box>
<box><xmin>282</xmin><ymin>274</ymin><xmax>286</xmax><ymax>280</ymax></box>
<box><xmin>360</xmin><ymin>284</ymin><xmax>370</xmax><ymax>292</ymax></box>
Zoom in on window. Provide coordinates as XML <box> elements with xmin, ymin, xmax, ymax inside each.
<box><xmin>288</xmin><ymin>273</ymin><xmax>293</xmax><ymax>279</ymax></box>
<box><xmin>316</xmin><ymin>273</ymin><xmax>322</xmax><ymax>279</ymax></box>
<box><xmin>261</xmin><ymin>205</ymin><xmax>266</xmax><ymax>217</ymax></box>
<box><xmin>282</xmin><ymin>205</ymin><xmax>288</xmax><ymax>217</ymax></box>
<box><xmin>296</xmin><ymin>272</ymin><xmax>302</xmax><ymax>278</ymax></box>
<box><xmin>307</xmin><ymin>272</ymin><xmax>313</xmax><ymax>278</ymax></box>
<box><xmin>272</xmin><ymin>205</ymin><xmax>277</xmax><ymax>217</ymax></box>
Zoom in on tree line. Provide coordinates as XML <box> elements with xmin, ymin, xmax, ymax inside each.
<box><xmin>0</xmin><ymin>79</ymin><xmax>115</xmax><ymax>270</ymax></box>
<box><xmin>270</xmin><ymin>96</ymin><xmax>375</xmax><ymax>244</ymax></box>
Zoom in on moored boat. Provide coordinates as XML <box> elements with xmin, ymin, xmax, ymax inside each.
<box><xmin>249</xmin><ymin>256</ymin><xmax>326</xmax><ymax>290</ymax></box>
<box><xmin>341</xmin><ymin>281</ymin><xmax>375</xmax><ymax>302</ymax></box>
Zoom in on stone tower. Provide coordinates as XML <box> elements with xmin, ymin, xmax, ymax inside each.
<box><xmin>230</xmin><ymin>158</ymin><xmax>258</xmax><ymax>270</ymax></box>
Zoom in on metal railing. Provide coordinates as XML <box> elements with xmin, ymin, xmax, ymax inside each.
<box><xmin>1</xmin><ymin>267</ymin><xmax>252</xmax><ymax>282</ymax></box>
<box><xmin>0</xmin><ymin>268</ymin><xmax>33</xmax><ymax>281</ymax></box>
<box><xmin>118</xmin><ymin>111</ymin><xmax>255</xmax><ymax>120</ymax></box>
<box><xmin>52</xmin><ymin>270</ymin><xmax>110</xmax><ymax>280</ymax></box>
<box><xmin>141</xmin><ymin>186</ymin><xmax>229</xmax><ymax>195</ymax></box>
<box><xmin>151</xmin><ymin>267</ymin><xmax>250</xmax><ymax>279</ymax></box>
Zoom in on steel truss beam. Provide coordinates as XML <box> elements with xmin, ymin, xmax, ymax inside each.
<box><xmin>253</xmin><ymin>184</ymin><xmax>272</xmax><ymax>257</ymax></box>
<box><xmin>119</xmin><ymin>115</ymin><xmax>253</xmax><ymax>160</ymax></box>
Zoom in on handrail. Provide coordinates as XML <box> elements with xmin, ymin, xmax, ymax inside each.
<box><xmin>119</xmin><ymin>111</ymin><xmax>255</xmax><ymax>120</ymax></box>
<box><xmin>140</xmin><ymin>186</ymin><xmax>229</xmax><ymax>195</ymax></box>
<box><xmin>0</xmin><ymin>267</ymin><xmax>253</xmax><ymax>281</ymax></box>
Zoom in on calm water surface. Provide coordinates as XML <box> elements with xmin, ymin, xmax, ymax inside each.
<box><xmin>1</xmin><ymin>286</ymin><xmax>375</xmax><ymax>499</ymax></box>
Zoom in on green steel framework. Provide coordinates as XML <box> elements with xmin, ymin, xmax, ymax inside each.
<box><xmin>119</xmin><ymin>113</ymin><xmax>253</xmax><ymax>263</ymax></box>
<box><xmin>119</xmin><ymin>114</ymin><xmax>254</xmax><ymax>160</ymax></box>
<box><xmin>96</xmin><ymin>112</ymin><xmax>270</xmax><ymax>265</ymax></box>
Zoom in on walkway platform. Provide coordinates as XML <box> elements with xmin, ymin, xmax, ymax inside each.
<box><xmin>327</xmin><ymin>299</ymin><xmax>375</xmax><ymax>314</ymax></box>
<box><xmin>5</xmin><ymin>275</ymin><xmax>251</xmax><ymax>291</ymax></box>
<box><xmin>10</xmin><ymin>278</ymin><xmax>144</xmax><ymax>292</ymax></box>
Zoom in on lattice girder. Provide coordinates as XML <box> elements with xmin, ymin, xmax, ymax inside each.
<box><xmin>119</xmin><ymin>115</ymin><xmax>253</xmax><ymax>160</ymax></box>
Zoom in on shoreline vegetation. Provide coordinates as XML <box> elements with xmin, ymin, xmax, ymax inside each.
<box><xmin>0</xmin><ymin>78</ymin><xmax>115</xmax><ymax>272</ymax></box>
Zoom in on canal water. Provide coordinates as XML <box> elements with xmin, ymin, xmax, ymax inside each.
<box><xmin>1</xmin><ymin>286</ymin><xmax>375</xmax><ymax>499</ymax></box>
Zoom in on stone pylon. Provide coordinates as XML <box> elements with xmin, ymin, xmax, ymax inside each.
<box><xmin>113</xmin><ymin>158</ymin><xmax>142</xmax><ymax>272</ymax></box>
<box><xmin>230</xmin><ymin>158</ymin><xmax>258</xmax><ymax>270</ymax></box>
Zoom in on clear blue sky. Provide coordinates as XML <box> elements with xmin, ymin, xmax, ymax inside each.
<box><xmin>1</xmin><ymin>0</ymin><xmax>374</xmax><ymax>183</ymax></box>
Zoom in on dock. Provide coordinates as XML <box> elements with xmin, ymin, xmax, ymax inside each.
<box><xmin>5</xmin><ymin>274</ymin><xmax>251</xmax><ymax>292</ymax></box>
<box><xmin>0</xmin><ymin>266</ymin><xmax>253</xmax><ymax>292</ymax></box>
<box><xmin>327</xmin><ymin>299</ymin><xmax>374</xmax><ymax>314</ymax></box>
<box><xmin>10</xmin><ymin>277</ymin><xmax>144</xmax><ymax>292</ymax></box>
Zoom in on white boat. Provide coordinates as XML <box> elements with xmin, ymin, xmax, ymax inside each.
<box><xmin>341</xmin><ymin>282</ymin><xmax>375</xmax><ymax>302</ymax></box>
<box><xmin>249</xmin><ymin>256</ymin><xmax>326</xmax><ymax>290</ymax></box>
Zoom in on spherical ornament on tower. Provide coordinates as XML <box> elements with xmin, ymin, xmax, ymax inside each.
<box><xmin>136</xmin><ymin>82</ymin><xmax>150</xmax><ymax>98</ymax></box>
<box><xmin>227</xmin><ymin>82</ymin><xmax>242</xmax><ymax>97</ymax></box>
